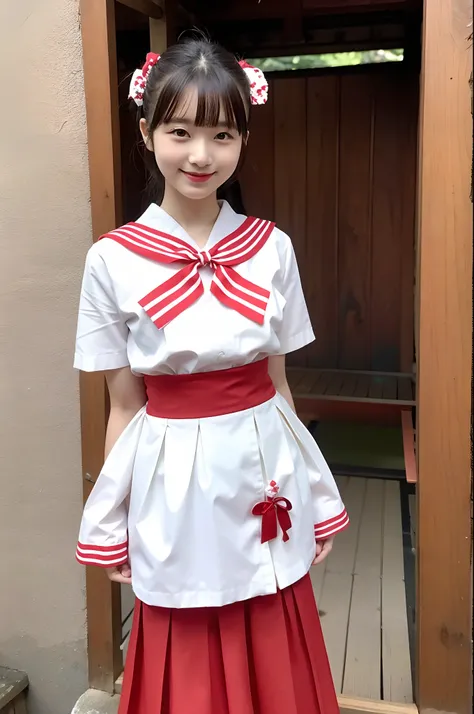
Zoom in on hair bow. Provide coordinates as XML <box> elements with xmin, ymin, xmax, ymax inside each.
<box><xmin>238</xmin><ymin>60</ymin><xmax>268</xmax><ymax>105</ymax></box>
<box><xmin>128</xmin><ymin>52</ymin><xmax>161</xmax><ymax>107</ymax></box>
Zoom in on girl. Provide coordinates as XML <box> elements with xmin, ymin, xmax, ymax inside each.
<box><xmin>75</xmin><ymin>38</ymin><xmax>349</xmax><ymax>714</ymax></box>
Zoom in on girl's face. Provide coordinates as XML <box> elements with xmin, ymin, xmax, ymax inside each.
<box><xmin>141</xmin><ymin>88</ymin><xmax>245</xmax><ymax>201</ymax></box>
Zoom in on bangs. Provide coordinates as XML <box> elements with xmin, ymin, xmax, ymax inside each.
<box><xmin>150</xmin><ymin>67</ymin><xmax>249</xmax><ymax>135</ymax></box>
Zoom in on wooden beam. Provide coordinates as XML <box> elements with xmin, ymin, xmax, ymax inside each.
<box><xmin>416</xmin><ymin>1</ymin><xmax>473</xmax><ymax>713</ymax></box>
<box><xmin>150</xmin><ymin>0</ymin><xmax>178</xmax><ymax>49</ymax></box>
<box><xmin>164</xmin><ymin>0</ymin><xmax>180</xmax><ymax>45</ymax></box>
<box><xmin>196</xmin><ymin>0</ymin><xmax>416</xmax><ymax>22</ymax></box>
<box><xmin>282</xmin><ymin>0</ymin><xmax>304</xmax><ymax>44</ymax></box>
<box><xmin>116</xmin><ymin>0</ymin><xmax>164</xmax><ymax>19</ymax></box>
<box><xmin>150</xmin><ymin>15</ymin><xmax>167</xmax><ymax>53</ymax></box>
<box><xmin>302</xmin><ymin>0</ymin><xmax>413</xmax><ymax>10</ymax></box>
<box><xmin>79</xmin><ymin>0</ymin><xmax>123</xmax><ymax>692</ymax></box>
<box><xmin>339</xmin><ymin>695</ymin><xmax>417</xmax><ymax>714</ymax></box>
<box><xmin>233</xmin><ymin>39</ymin><xmax>405</xmax><ymax>59</ymax></box>
<box><xmin>294</xmin><ymin>398</ymin><xmax>407</xmax><ymax>426</ymax></box>
<box><xmin>401</xmin><ymin>410</ymin><xmax>417</xmax><ymax>483</ymax></box>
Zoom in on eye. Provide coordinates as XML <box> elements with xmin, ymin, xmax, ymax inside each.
<box><xmin>215</xmin><ymin>131</ymin><xmax>233</xmax><ymax>141</ymax></box>
<box><xmin>171</xmin><ymin>128</ymin><xmax>189</xmax><ymax>138</ymax></box>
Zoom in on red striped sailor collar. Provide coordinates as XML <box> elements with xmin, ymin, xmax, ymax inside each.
<box><xmin>136</xmin><ymin>199</ymin><xmax>245</xmax><ymax>252</ymax></box>
<box><xmin>99</xmin><ymin>201</ymin><xmax>276</xmax><ymax>329</ymax></box>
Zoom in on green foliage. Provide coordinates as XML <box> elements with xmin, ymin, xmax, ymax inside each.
<box><xmin>247</xmin><ymin>49</ymin><xmax>404</xmax><ymax>72</ymax></box>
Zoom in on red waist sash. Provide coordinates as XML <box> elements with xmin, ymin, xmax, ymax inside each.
<box><xmin>144</xmin><ymin>358</ymin><xmax>276</xmax><ymax>419</ymax></box>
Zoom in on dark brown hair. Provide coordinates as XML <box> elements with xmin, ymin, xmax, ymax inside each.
<box><xmin>136</xmin><ymin>37</ymin><xmax>251</xmax><ymax>208</ymax></box>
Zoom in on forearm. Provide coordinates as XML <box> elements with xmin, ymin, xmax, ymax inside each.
<box><xmin>268</xmin><ymin>354</ymin><xmax>296</xmax><ymax>412</ymax></box>
<box><xmin>104</xmin><ymin>367</ymin><xmax>147</xmax><ymax>459</ymax></box>
<box><xmin>277</xmin><ymin>380</ymin><xmax>296</xmax><ymax>412</ymax></box>
<box><xmin>105</xmin><ymin>405</ymin><xmax>143</xmax><ymax>459</ymax></box>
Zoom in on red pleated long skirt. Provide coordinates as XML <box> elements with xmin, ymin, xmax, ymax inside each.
<box><xmin>118</xmin><ymin>574</ymin><xmax>339</xmax><ymax>714</ymax></box>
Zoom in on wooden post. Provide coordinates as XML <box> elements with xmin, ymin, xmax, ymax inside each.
<box><xmin>149</xmin><ymin>0</ymin><xmax>167</xmax><ymax>53</ymax></box>
<box><xmin>416</xmin><ymin>1</ymin><xmax>473</xmax><ymax>713</ymax></box>
<box><xmin>79</xmin><ymin>0</ymin><xmax>123</xmax><ymax>692</ymax></box>
<box><xmin>116</xmin><ymin>0</ymin><xmax>163</xmax><ymax>18</ymax></box>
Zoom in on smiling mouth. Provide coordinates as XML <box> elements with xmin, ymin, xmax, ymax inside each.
<box><xmin>181</xmin><ymin>171</ymin><xmax>215</xmax><ymax>183</ymax></box>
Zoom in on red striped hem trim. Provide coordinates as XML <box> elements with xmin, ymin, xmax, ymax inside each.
<box><xmin>76</xmin><ymin>541</ymin><xmax>128</xmax><ymax>568</ymax></box>
<box><xmin>314</xmin><ymin>509</ymin><xmax>350</xmax><ymax>539</ymax></box>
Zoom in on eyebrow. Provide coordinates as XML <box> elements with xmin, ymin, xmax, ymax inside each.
<box><xmin>166</xmin><ymin>117</ymin><xmax>232</xmax><ymax>128</ymax></box>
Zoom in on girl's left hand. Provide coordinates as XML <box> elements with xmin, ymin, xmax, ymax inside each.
<box><xmin>312</xmin><ymin>536</ymin><xmax>334</xmax><ymax>565</ymax></box>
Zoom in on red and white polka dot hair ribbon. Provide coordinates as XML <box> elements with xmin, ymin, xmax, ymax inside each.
<box><xmin>129</xmin><ymin>52</ymin><xmax>160</xmax><ymax>106</ymax></box>
<box><xmin>238</xmin><ymin>60</ymin><xmax>268</xmax><ymax>105</ymax></box>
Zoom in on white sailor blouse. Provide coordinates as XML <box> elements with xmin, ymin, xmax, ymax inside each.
<box><xmin>74</xmin><ymin>200</ymin><xmax>349</xmax><ymax>608</ymax></box>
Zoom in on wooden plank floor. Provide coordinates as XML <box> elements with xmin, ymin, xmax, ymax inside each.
<box><xmin>312</xmin><ymin>476</ymin><xmax>413</xmax><ymax>703</ymax></box>
<box><xmin>288</xmin><ymin>368</ymin><xmax>415</xmax><ymax>405</ymax></box>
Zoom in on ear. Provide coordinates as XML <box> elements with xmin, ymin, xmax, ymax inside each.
<box><xmin>244</xmin><ymin>130</ymin><xmax>250</xmax><ymax>146</ymax></box>
<box><xmin>139</xmin><ymin>118</ymin><xmax>154</xmax><ymax>152</ymax></box>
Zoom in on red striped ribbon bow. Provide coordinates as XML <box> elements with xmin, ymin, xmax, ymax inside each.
<box><xmin>99</xmin><ymin>216</ymin><xmax>275</xmax><ymax>328</ymax></box>
<box><xmin>252</xmin><ymin>497</ymin><xmax>293</xmax><ymax>544</ymax></box>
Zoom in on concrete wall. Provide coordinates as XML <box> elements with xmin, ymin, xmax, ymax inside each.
<box><xmin>0</xmin><ymin>1</ymin><xmax>91</xmax><ymax>712</ymax></box>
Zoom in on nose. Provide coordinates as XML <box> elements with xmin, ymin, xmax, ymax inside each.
<box><xmin>188</xmin><ymin>139</ymin><xmax>212</xmax><ymax>168</ymax></box>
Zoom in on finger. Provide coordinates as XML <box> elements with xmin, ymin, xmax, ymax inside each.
<box><xmin>312</xmin><ymin>540</ymin><xmax>325</xmax><ymax>565</ymax></box>
<box><xmin>312</xmin><ymin>550</ymin><xmax>328</xmax><ymax>565</ymax></box>
<box><xmin>107</xmin><ymin>571</ymin><xmax>132</xmax><ymax>584</ymax></box>
<box><xmin>105</xmin><ymin>565</ymin><xmax>132</xmax><ymax>583</ymax></box>
<box><xmin>322</xmin><ymin>539</ymin><xmax>333</xmax><ymax>553</ymax></box>
<box><xmin>312</xmin><ymin>541</ymin><xmax>333</xmax><ymax>565</ymax></box>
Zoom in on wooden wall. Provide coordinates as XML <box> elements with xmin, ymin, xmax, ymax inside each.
<box><xmin>241</xmin><ymin>64</ymin><xmax>418</xmax><ymax>372</ymax></box>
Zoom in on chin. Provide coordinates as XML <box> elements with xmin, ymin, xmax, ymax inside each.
<box><xmin>174</xmin><ymin>179</ymin><xmax>222</xmax><ymax>200</ymax></box>
<box><xmin>178</xmin><ymin>186</ymin><xmax>216</xmax><ymax>200</ymax></box>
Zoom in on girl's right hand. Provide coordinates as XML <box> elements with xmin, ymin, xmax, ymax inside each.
<box><xmin>106</xmin><ymin>562</ymin><xmax>132</xmax><ymax>584</ymax></box>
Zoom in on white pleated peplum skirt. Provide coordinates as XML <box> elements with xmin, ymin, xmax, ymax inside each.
<box><xmin>77</xmin><ymin>391</ymin><xmax>348</xmax><ymax>608</ymax></box>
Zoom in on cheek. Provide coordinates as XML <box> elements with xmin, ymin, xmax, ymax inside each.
<box><xmin>221</xmin><ymin>143</ymin><xmax>243</xmax><ymax>173</ymax></box>
<box><xmin>152</xmin><ymin>139</ymin><xmax>182</xmax><ymax>173</ymax></box>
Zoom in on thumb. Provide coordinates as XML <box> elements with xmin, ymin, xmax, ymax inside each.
<box><xmin>121</xmin><ymin>563</ymin><xmax>132</xmax><ymax>578</ymax></box>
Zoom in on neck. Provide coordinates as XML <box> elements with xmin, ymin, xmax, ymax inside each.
<box><xmin>160</xmin><ymin>186</ymin><xmax>221</xmax><ymax>246</ymax></box>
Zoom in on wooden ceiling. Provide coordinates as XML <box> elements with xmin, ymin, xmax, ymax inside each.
<box><xmin>179</xmin><ymin>0</ymin><xmax>421</xmax><ymax>22</ymax></box>
<box><xmin>115</xmin><ymin>0</ymin><xmax>422</xmax><ymax>57</ymax></box>
<box><xmin>177</xmin><ymin>0</ymin><xmax>421</xmax><ymax>52</ymax></box>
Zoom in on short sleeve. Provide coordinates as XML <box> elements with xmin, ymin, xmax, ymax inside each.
<box><xmin>275</xmin><ymin>231</ymin><xmax>315</xmax><ymax>355</ymax></box>
<box><xmin>74</xmin><ymin>245</ymin><xmax>130</xmax><ymax>372</ymax></box>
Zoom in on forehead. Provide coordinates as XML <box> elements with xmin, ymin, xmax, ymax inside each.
<box><xmin>166</xmin><ymin>86</ymin><xmax>230</xmax><ymax>126</ymax></box>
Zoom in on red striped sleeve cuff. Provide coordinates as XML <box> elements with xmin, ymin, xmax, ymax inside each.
<box><xmin>76</xmin><ymin>541</ymin><xmax>129</xmax><ymax>568</ymax></box>
<box><xmin>314</xmin><ymin>509</ymin><xmax>350</xmax><ymax>540</ymax></box>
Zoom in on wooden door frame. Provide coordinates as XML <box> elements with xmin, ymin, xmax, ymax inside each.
<box><xmin>79</xmin><ymin>0</ymin><xmax>123</xmax><ymax>693</ymax></box>
<box><xmin>78</xmin><ymin>0</ymin><xmax>473</xmax><ymax>708</ymax></box>
<box><xmin>78</xmin><ymin>0</ymin><xmax>168</xmax><ymax>692</ymax></box>
<box><xmin>415</xmin><ymin>2</ymin><xmax>472</xmax><ymax>714</ymax></box>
